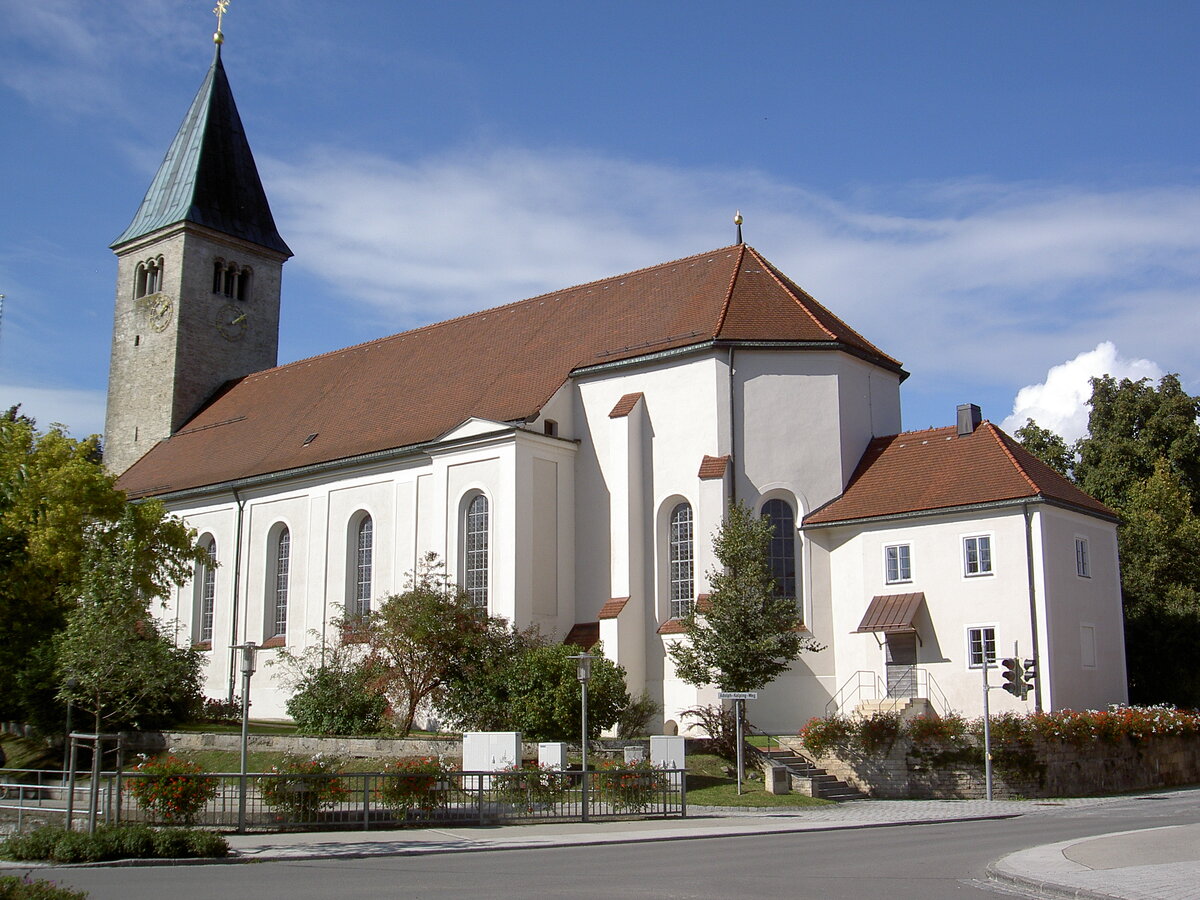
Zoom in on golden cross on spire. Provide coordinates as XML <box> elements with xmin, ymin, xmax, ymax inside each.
<box><xmin>213</xmin><ymin>0</ymin><xmax>230</xmax><ymax>44</ymax></box>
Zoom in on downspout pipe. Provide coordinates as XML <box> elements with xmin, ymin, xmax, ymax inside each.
<box><xmin>1024</xmin><ymin>501</ymin><xmax>1044</xmax><ymax>713</ymax></box>
<box><xmin>227</xmin><ymin>487</ymin><xmax>246</xmax><ymax>704</ymax></box>
<box><xmin>727</xmin><ymin>346</ymin><xmax>736</xmax><ymax>505</ymax></box>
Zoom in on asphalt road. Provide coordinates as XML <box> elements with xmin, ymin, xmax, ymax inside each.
<box><xmin>9</xmin><ymin>793</ymin><xmax>1200</xmax><ymax>899</ymax></box>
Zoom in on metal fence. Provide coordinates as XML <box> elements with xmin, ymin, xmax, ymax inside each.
<box><xmin>96</xmin><ymin>767</ymin><xmax>685</xmax><ymax>832</ymax></box>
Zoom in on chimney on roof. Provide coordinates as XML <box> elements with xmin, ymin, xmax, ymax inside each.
<box><xmin>956</xmin><ymin>403</ymin><xmax>982</xmax><ymax>436</ymax></box>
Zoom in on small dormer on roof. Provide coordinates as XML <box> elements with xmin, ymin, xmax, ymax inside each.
<box><xmin>111</xmin><ymin>44</ymin><xmax>291</xmax><ymax>256</ymax></box>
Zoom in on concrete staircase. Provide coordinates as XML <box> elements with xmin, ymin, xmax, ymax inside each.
<box><xmin>853</xmin><ymin>697</ymin><xmax>938</xmax><ymax>719</ymax></box>
<box><xmin>757</xmin><ymin>746</ymin><xmax>867</xmax><ymax>802</ymax></box>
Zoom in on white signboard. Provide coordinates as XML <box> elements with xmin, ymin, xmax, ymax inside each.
<box><xmin>718</xmin><ymin>691</ymin><xmax>758</xmax><ymax>700</ymax></box>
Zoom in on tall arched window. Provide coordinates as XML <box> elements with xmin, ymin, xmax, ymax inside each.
<box><xmin>669</xmin><ymin>502</ymin><xmax>694</xmax><ymax>618</ymax></box>
<box><xmin>464</xmin><ymin>494</ymin><xmax>489</xmax><ymax>610</ymax></box>
<box><xmin>354</xmin><ymin>515</ymin><xmax>373</xmax><ymax>619</ymax></box>
<box><xmin>198</xmin><ymin>538</ymin><xmax>217</xmax><ymax>644</ymax></box>
<box><xmin>761</xmin><ymin>499</ymin><xmax>797</xmax><ymax>601</ymax></box>
<box><xmin>272</xmin><ymin>527</ymin><xmax>290</xmax><ymax>639</ymax></box>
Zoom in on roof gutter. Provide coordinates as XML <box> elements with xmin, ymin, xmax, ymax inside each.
<box><xmin>128</xmin><ymin>425</ymin><xmax>528</xmax><ymax>504</ymax></box>
<box><xmin>802</xmin><ymin>493</ymin><xmax>1119</xmax><ymax>531</ymax></box>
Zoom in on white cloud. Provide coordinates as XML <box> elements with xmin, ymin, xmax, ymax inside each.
<box><xmin>0</xmin><ymin>385</ymin><xmax>107</xmax><ymax>439</ymax></box>
<box><xmin>266</xmin><ymin>146</ymin><xmax>1200</xmax><ymax>407</ymax></box>
<box><xmin>1000</xmin><ymin>342</ymin><xmax>1165</xmax><ymax>445</ymax></box>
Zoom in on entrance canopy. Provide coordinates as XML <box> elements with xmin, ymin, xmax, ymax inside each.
<box><xmin>855</xmin><ymin>592</ymin><xmax>925</xmax><ymax>635</ymax></box>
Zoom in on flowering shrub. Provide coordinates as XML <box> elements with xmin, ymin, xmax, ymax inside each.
<box><xmin>799</xmin><ymin>715</ymin><xmax>855</xmax><ymax>758</ymax></box>
<box><xmin>376</xmin><ymin>756</ymin><xmax>452</xmax><ymax>815</ymax></box>
<box><xmin>907</xmin><ymin>712</ymin><xmax>968</xmax><ymax>745</ymax></box>
<box><xmin>494</xmin><ymin>762</ymin><xmax>568</xmax><ymax>811</ymax></box>
<box><xmin>801</xmin><ymin>705</ymin><xmax>1200</xmax><ymax>757</ymax></box>
<box><xmin>127</xmin><ymin>755</ymin><xmax>217</xmax><ymax>825</ymax></box>
<box><xmin>857</xmin><ymin>712</ymin><xmax>903</xmax><ymax>754</ymax></box>
<box><xmin>258</xmin><ymin>753</ymin><xmax>349</xmax><ymax>821</ymax></box>
<box><xmin>591</xmin><ymin>759</ymin><xmax>665</xmax><ymax>813</ymax></box>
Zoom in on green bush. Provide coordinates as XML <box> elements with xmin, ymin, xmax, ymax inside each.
<box><xmin>0</xmin><ymin>824</ymin><xmax>227</xmax><ymax>863</ymax></box>
<box><xmin>494</xmin><ymin>762</ymin><xmax>568</xmax><ymax>811</ymax></box>
<box><xmin>592</xmin><ymin>759</ymin><xmax>666</xmax><ymax>813</ymax></box>
<box><xmin>258</xmin><ymin>753</ymin><xmax>349</xmax><ymax>821</ymax></box>
<box><xmin>0</xmin><ymin>874</ymin><xmax>88</xmax><ymax>900</ymax></box>
<box><xmin>283</xmin><ymin>657</ymin><xmax>388</xmax><ymax>736</ymax></box>
<box><xmin>376</xmin><ymin>756</ymin><xmax>452</xmax><ymax>815</ymax></box>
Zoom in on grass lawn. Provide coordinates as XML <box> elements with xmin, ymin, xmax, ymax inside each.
<box><xmin>170</xmin><ymin>721</ymin><xmax>300</xmax><ymax>735</ymax></box>
<box><xmin>684</xmin><ymin>753</ymin><xmax>831</xmax><ymax>808</ymax></box>
<box><xmin>0</xmin><ymin>734</ymin><xmax>61</xmax><ymax>772</ymax></box>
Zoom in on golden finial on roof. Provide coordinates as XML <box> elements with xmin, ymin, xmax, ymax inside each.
<box><xmin>734</xmin><ymin>210</ymin><xmax>744</xmax><ymax>245</ymax></box>
<box><xmin>213</xmin><ymin>0</ymin><xmax>230</xmax><ymax>45</ymax></box>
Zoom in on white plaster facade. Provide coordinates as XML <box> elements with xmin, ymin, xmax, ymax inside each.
<box><xmin>155</xmin><ymin>339</ymin><xmax>1126</xmax><ymax>731</ymax></box>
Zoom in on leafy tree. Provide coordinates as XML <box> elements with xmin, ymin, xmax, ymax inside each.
<box><xmin>1073</xmin><ymin>373</ymin><xmax>1200</xmax><ymax>512</ymax></box>
<box><xmin>0</xmin><ymin>412</ymin><xmax>204</xmax><ymax>726</ymax></box>
<box><xmin>438</xmin><ymin>624</ymin><xmax>631</xmax><ymax>740</ymax></box>
<box><xmin>272</xmin><ymin>638</ymin><xmax>388</xmax><ymax>735</ymax></box>
<box><xmin>56</xmin><ymin>507</ymin><xmax>207</xmax><ymax>731</ymax></box>
<box><xmin>1014</xmin><ymin>419</ymin><xmax>1074</xmax><ymax>478</ymax></box>
<box><xmin>668</xmin><ymin>501</ymin><xmax>822</xmax><ymax>692</ymax></box>
<box><xmin>436</xmin><ymin>619</ymin><xmax>547</xmax><ymax>732</ymax></box>
<box><xmin>495</xmin><ymin>642</ymin><xmax>627</xmax><ymax>741</ymax></box>
<box><xmin>1116</xmin><ymin>461</ymin><xmax>1200</xmax><ymax>704</ymax></box>
<box><xmin>362</xmin><ymin>553</ymin><xmax>489</xmax><ymax>734</ymax></box>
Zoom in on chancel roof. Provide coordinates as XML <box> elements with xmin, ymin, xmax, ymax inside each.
<box><xmin>111</xmin><ymin>47</ymin><xmax>291</xmax><ymax>256</ymax></box>
<box><xmin>117</xmin><ymin>244</ymin><xmax>903</xmax><ymax>497</ymax></box>
<box><xmin>804</xmin><ymin>421</ymin><xmax>1116</xmax><ymax>527</ymax></box>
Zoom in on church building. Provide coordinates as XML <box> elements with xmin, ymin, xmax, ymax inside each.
<box><xmin>106</xmin><ymin>40</ymin><xmax>1129</xmax><ymax>732</ymax></box>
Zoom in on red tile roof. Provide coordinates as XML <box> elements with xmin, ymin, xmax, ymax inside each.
<box><xmin>117</xmin><ymin>244</ymin><xmax>903</xmax><ymax>497</ymax></box>
<box><xmin>608</xmin><ymin>393</ymin><xmax>644</xmax><ymax>419</ymax></box>
<box><xmin>804</xmin><ymin>422</ymin><xmax>1116</xmax><ymax>527</ymax></box>
<box><xmin>598</xmin><ymin>597</ymin><xmax>629</xmax><ymax>620</ymax></box>
<box><xmin>656</xmin><ymin>619</ymin><xmax>687</xmax><ymax>635</ymax></box>
<box><xmin>564</xmin><ymin>622</ymin><xmax>600</xmax><ymax>649</ymax></box>
<box><xmin>697</xmin><ymin>455</ymin><xmax>730</xmax><ymax>479</ymax></box>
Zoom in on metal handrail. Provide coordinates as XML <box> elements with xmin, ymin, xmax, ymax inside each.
<box><xmin>825</xmin><ymin>667</ymin><xmax>954</xmax><ymax>717</ymax></box>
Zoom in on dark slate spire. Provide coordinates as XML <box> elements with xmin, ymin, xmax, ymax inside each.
<box><xmin>111</xmin><ymin>46</ymin><xmax>292</xmax><ymax>256</ymax></box>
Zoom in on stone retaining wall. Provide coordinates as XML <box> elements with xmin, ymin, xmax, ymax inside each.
<box><xmin>780</xmin><ymin>734</ymin><xmax>1200</xmax><ymax>799</ymax></box>
<box><xmin>126</xmin><ymin>732</ymin><xmax>653</xmax><ymax>763</ymax></box>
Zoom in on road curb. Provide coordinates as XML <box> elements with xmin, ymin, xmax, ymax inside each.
<box><xmin>4</xmin><ymin>813</ymin><xmax>1021</xmax><ymax>869</ymax></box>
<box><xmin>985</xmin><ymin>862</ymin><xmax>1129</xmax><ymax>900</ymax></box>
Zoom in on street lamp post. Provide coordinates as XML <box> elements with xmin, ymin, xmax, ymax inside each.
<box><xmin>235</xmin><ymin>641</ymin><xmax>257</xmax><ymax>833</ymax></box>
<box><xmin>568</xmin><ymin>653</ymin><xmax>593</xmax><ymax>823</ymax></box>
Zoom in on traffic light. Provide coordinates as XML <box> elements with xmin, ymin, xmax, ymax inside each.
<box><xmin>1001</xmin><ymin>657</ymin><xmax>1025</xmax><ymax>697</ymax></box>
<box><xmin>1023</xmin><ymin>658</ymin><xmax>1038</xmax><ymax>699</ymax></box>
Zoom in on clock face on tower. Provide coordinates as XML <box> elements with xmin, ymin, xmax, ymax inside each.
<box><xmin>215</xmin><ymin>302</ymin><xmax>249</xmax><ymax>341</ymax></box>
<box><xmin>145</xmin><ymin>293</ymin><xmax>174</xmax><ymax>332</ymax></box>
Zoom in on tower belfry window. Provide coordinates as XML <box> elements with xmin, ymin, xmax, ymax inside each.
<box><xmin>213</xmin><ymin>260</ymin><xmax>251</xmax><ymax>301</ymax></box>
<box><xmin>135</xmin><ymin>256</ymin><xmax>164</xmax><ymax>298</ymax></box>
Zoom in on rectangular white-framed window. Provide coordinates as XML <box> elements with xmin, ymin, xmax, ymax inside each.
<box><xmin>963</xmin><ymin>534</ymin><xmax>993</xmax><ymax>577</ymax></box>
<box><xmin>884</xmin><ymin>543</ymin><xmax>912</xmax><ymax>583</ymax></box>
<box><xmin>1080</xmin><ymin>624</ymin><xmax>1097</xmax><ymax>668</ymax></box>
<box><xmin>966</xmin><ymin>625</ymin><xmax>997</xmax><ymax>668</ymax></box>
<box><xmin>1075</xmin><ymin>537</ymin><xmax>1091</xmax><ymax>578</ymax></box>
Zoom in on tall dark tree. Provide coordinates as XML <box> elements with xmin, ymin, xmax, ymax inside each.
<box><xmin>1014</xmin><ymin>419</ymin><xmax>1074</xmax><ymax>478</ymax></box>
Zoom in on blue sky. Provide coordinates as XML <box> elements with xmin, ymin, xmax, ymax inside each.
<box><xmin>2</xmin><ymin>0</ymin><xmax>1198</xmax><ymax>444</ymax></box>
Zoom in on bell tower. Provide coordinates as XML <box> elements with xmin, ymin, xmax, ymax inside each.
<box><xmin>104</xmin><ymin>28</ymin><xmax>291</xmax><ymax>475</ymax></box>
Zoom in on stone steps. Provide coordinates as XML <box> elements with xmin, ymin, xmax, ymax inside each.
<box><xmin>759</xmin><ymin>747</ymin><xmax>868</xmax><ymax>802</ymax></box>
